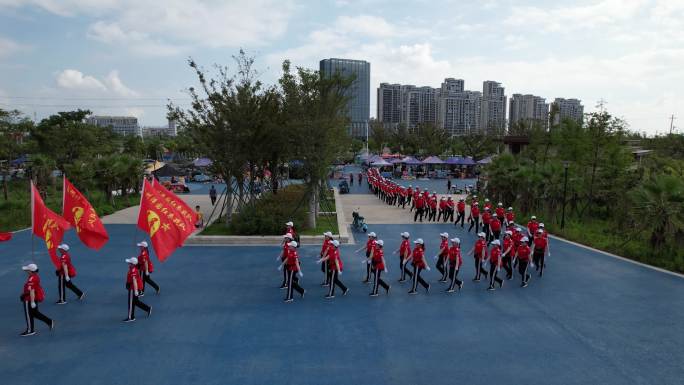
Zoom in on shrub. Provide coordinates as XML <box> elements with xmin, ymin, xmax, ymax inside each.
<box><xmin>228</xmin><ymin>185</ymin><xmax>308</xmax><ymax>235</ymax></box>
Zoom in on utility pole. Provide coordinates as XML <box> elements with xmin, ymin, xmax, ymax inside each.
<box><xmin>596</xmin><ymin>99</ymin><xmax>607</xmax><ymax>113</ymax></box>
<box><xmin>669</xmin><ymin>114</ymin><xmax>677</xmax><ymax>135</ymax></box>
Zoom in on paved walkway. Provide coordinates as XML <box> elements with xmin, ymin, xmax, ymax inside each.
<box><xmin>102</xmin><ymin>195</ymin><xmax>215</xmax><ymax>225</ymax></box>
<box><xmin>339</xmin><ymin>192</ymin><xmax>466</xmax><ymax>224</ymax></box>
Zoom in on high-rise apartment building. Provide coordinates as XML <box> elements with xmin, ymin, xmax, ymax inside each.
<box><xmin>439</xmin><ymin>90</ymin><xmax>482</xmax><ymax>136</ymax></box>
<box><xmin>402</xmin><ymin>86</ymin><xmax>438</xmax><ymax>130</ymax></box>
<box><xmin>86</xmin><ymin>115</ymin><xmax>141</xmax><ymax>136</ymax></box>
<box><xmin>319</xmin><ymin>58</ymin><xmax>370</xmax><ymax>139</ymax></box>
<box><xmin>509</xmin><ymin>94</ymin><xmax>549</xmax><ymax>130</ymax></box>
<box><xmin>377</xmin><ymin>83</ymin><xmax>403</xmax><ymax>127</ymax></box>
<box><xmin>480</xmin><ymin>81</ymin><xmax>507</xmax><ymax>134</ymax></box>
<box><xmin>551</xmin><ymin>98</ymin><xmax>584</xmax><ymax>125</ymax></box>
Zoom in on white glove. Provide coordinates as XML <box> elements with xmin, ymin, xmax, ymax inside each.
<box><xmin>425</xmin><ymin>266</ymin><xmax>431</xmax><ymax>271</ymax></box>
<box><xmin>297</xmin><ymin>272</ymin><xmax>303</xmax><ymax>278</ymax></box>
<box><xmin>548</xmin><ymin>252</ymin><xmax>551</xmax><ymax>258</ymax></box>
<box><xmin>277</xmin><ymin>265</ymin><xmax>283</xmax><ymax>271</ymax></box>
<box><xmin>316</xmin><ymin>259</ymin><xmax>322</xmax><ymax>264</ymax></box>
<box><xmin>134</xmin><ymin>290</ymin><xmax>139</xmax><ymax>296</ymax></box>
<box><xmin>30</xmin><ymin>301</ymin><xmax>36</xmax><ymax>309</ymax></box>
<box><xmin>530</xmin><ymin>262</ymin><xmax>535</xmax><ymax>268</ymax></box>
<box><xmin>384</xmin><ymin>269</ymin><xmax>388</xmax><ymax>273</ymax></box>
<box><xmin>497</xmin><ymin>267</ymin><xmax>500</xmax><ymax>272</ymax></box>
<box><xmin>65</xmin><ymin>276</ymin><xmax>71</xmax><ymax>282</ymax></box>
<box><xmin>145</xmin><ymin>272</ymin><xmax>150</xmax><ymax>277</ymax></box>
<box><xmin>338</xmin><ymin>271</ymin><xmax>343</xmax><ymax>276</ymax></box>
<box><xmin>433</xmin><ymin>255</ymin><xmax>438</xmax><ymax>261</ymax></box>
<box><xmin>276</xmin><ymin>255</ymin><xmax>281</xmax><ymax>261</ymax></box>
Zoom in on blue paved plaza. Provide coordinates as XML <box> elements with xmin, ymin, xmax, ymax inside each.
<box><xmin>1</xmin><ymin>220</ymin><xmax>683</xmax><ymax>385</ymax></box>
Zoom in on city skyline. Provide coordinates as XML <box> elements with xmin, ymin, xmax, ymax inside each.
<box><xmin>0</xmin><ymin>1</ymin><xmax>682</xmax><ymax>135</ymax></box>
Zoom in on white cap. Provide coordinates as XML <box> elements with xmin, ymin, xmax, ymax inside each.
<box><xmin>510</xmin><ymin>221</ymin><xmax>515</xmax><ymax>225</ymax></box>
<box><xmin>459</xmin><ymin>198</ymin><xmax>464</xmax><ymax>201</ymax></box>
<box><xmin>531</xmin><ymin>215</ymin><xmax>537</xmax><ymax>220</ymax></box>
<box><xmin>414</xmin><ymin>238</ymin><xmax>424</xmax><ymax>244</ymax></box>
<box><xmin>537</xmin><ymin>229</ymin><xmax>544</xmax><ymax>233</ymax></box>
<box><xmin>508</xmin><ymin>207</ymin><xmax>513</xmax><ymax>210</ymax></box>
<box><xmin>485</xmin><ymin>207</ymin><xmax>490</xmax><ymax>210</ymax></box>
<box><xmin>505</xmin><ymin>230</ymin><xmax>513</xmax><ymax>235</ymax></box>
<box><xmin>440</xmin><ymin>232</ymin><xmax>449</xmax><ymax>238</ymax></box>
<box><xmin>57</xmin><ymin>244</ymin><xmax>69</xmax><ymax>251</ymax></box>
<box><xmin>409</xmin><ymin>184</ymin><xmax>412</xmax><ymax>187</ymax></box>
<box><xmin>491</xmin><ymin>239</ymin><xmax>501</xmax><ymax>246</ymax></box>
<box><xmin>440</xmin><ymin>197</ymin><xmax>446</xmax><ymax>200</ymax></box>
<box><xmin>283</xmin><ymin>233</ymin><xmax>293</xmax><ymax>239</ymax></box>
<box><xmin>331</xmin><ymin>240</ymin><xmax>340</xmax><ymax>247</ymax></box>
<box><xmin>287</xmin><ymin>241</ymin><xmax>298</xmax><ymax>248</ymax></box>
<box><xmin>285</xmin><ymin>221</ymin><xmax>294</xmax><ymax>227</ymax></box>
<box><xmin>498</xmin><ymin>202</ymin><xmax>503</xmax><ymax>206</ymax></box>
<box><xmin>368</xmin><ymin>232</ymin><xmax>377</xmax><ymax>237</ymax></box>
<box><xmin>22</xmin><ymin>263</ymin><xmax>38</xmax><ymax>272</ymax></box>
<box><xmin>540</xmin><ymin>223</ymin><xmax>545</xmax><ymax>228</ymax></box>
<box><xmin>516</xmin><ymin>227</ymin><xmax>523</xmax><ymax>232</ymax></box>
<box><xmin>485</xmin><ymin>198</ymin><xmax>490</xmax><ymax>202</ymax></box>
<box><xmin>473</xmin><ymin>195</ymin><xmax>478</xmax><ymax>198</ymax></box>
<box><xmin>473</xmin><ymin>202</ymin><xmax>479</xmax><ymax>205</ymax></box>
<box><xmin>125</xmin><ymin>257</ymin><xmax>138</xmax><ymax>264</ymax></box>
<box><xmin>477</xmin><ymin>232</ymin><xmax>485</xmax><ymax>237</ymax></box>
<box><xmin>401</xmin><ymin>232</ymin><xmax>410</xmax><ymax>238</ymax></box>
<box><xmin>451</xmin><ymin>237</ymin><xmax>460</xmax><ymax>244</ymax></box>
<box><xmin>323</xmin><ymin>231</ymin><xmax>333</xmax><ymax>237</ymax></box>
<box><xmin>432</xmin><ymin>191</ymin><xmax>437</xmax><ymax>194</ymax></box>
<box><xmin>376</xmin><ymin>240</ymin><xmax>384</xmax><ymax>246</ymax></box>
<box><xmin>522</xmin><ymin>236</ymin><xmax>529</xmax><ymax>242</ymax></box>
<box><xmin>137</xmin><ymin>241</ymin><xmax>148</xmax><ymax>247</ymax></box>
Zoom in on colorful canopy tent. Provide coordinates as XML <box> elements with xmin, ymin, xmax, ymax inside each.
<box><xmin>445</xmin><ymin>156</ymin><xmax>463</xmax><ymax>165</ymax></box>
<box><xmin>421</xmin><ymin>156</ymin><xmax>445</xmax><ymax>164</ymax></box>
<box><xmin>193</xmin><ymin>158</ymin><xmax>213</xmax><ymax>167</ymax></box>
<box><xmin>400</xmin><ymin>156</ymin><xmax>422</xmax><ymax>165</ymax></box>
<box><xmin>477</xmin><ymin>156</ymin><xmax>493</xmax><ymax>165</ymax></box>
<box><xmin>389</xmin><ymin>158</ymin><xmax>404</xmax><ymax>164</ymax></box>
<box><xmin>154</xmin><ymin>164</ymin><xmax>184</xmax><ymax>177</ymax></box>
<box><xmin>460</xmin><ymin>157</ymin><xmax>476</xmax><ymax>166</ymax></box>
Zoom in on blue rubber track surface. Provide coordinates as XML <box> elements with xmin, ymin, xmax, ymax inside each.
<box><xmin>1</xmin><ymin>223</ymin><xmax>683</xmax><ymax>385</ymax></box>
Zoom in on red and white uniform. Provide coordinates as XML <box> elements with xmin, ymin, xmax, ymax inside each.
<box><xmin>517</xmin><ymin>244</ymin><xmax>531</xmax><ymax>262</ymax></box>
<box><xmin>448</xmin><ymin>245</ymin><xmax>462</xmax><ymax>269</ymax></box>
<box><xmin>400</xmin><ymin>239</ymin><xmax>411</xmax><ymax>259</ymax></box>
<box><xmin>285</xmin><ymin>248</ymin><xmax>300</xmax><ymax>272</ymax></box>
<box><xmin>470</xmin><ymin>205</ymin><xmax>480</xmax><ymax>218</ymax></box>
<box><xmin>126</xmin><ymin>265</ymin><xmax>143</xmax><ymax>290</ymax></box>
<box><xmin>22</xmin><ymin>273</ymin><xmax>45</xmax><ymax>302</ymax></box>
<box><xmin>457</xmin><ymin>201</ymin><xmax>466</xmax><ymax>213</ymax></box>
<box><xmin>490</xmin><ymin>217</ymin><xmax>502</xmax><ymax>233</ymax></box>
<box><xmin>138</xmin><ymin>248</ymin><xmax>154</xmax><ymax>273</ymax></box>
<box><xmin>527</xmin><ymin>221</ymin><xmax>539</xmax><ymax>236</ymax></box>
<box><xmin>411</xmin><ymin>247</ymin><xmax>426</xmax><ymax>269</ymax></box>
<box><xmin>533</xmin><ymin>236</ymin><xmax>548</xmax><ymax>252</ymax></box>
<box><xmin>372</xmin><ymin>247</ymin><xmax>385</xmax><ymax>271</ymax></box>
<box><xmin>58</xmin><ymin>252</ymin><xmax>77</xmax><ymax>277</ymax></box>
<box><xmin>439</xmin><ymin>238</ymin><xmax>449</xmax><ymax>257</ymax></box>
<box><xmin>328</xmin><ymin>247</ymin><xmax>343</xmax><ymax>272</ymax></box>
<box><xmin>490</xmin><ymin>245</ymin><xmax>502</xmax><ymax>265</ymax></box>
<box><xmin>474</xmin><ymin>239</ymin><xmax>487</xmax><ymax>259</ymax></box>
<box><xmin>503</xmin><ymin>237</ymin><xmax>514</xmax><ymax>256</ymax></box>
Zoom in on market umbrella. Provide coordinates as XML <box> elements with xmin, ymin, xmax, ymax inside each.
<box><xmin>422</xmin><ymin>156</ymin><xmax>445</xmax><ymax>164</ymax></box>
<box><xmin>445</xmin><ymin>156</ymin><xmax>463</xmax><ymax>165</ymax></box>
<box><xmin>460</xmin><ymin>156</ymin><xmax>476</xmax><ymax>166</ymax></box>
<box><xmin>193</xmin><ymin>157</ymin><xmax>213</xmax><ymax>167</ymax></box>
<box><xmin>400</xmin><ymin>156</ymin><xmax>422</xmax><ymax>165</ymax></box>
<box><xmin>145</xmin><ymin>161</ymin><xmax>165</xmax><ymax>173</ymax></box>
<box><xmin>154</xmin><ymin>164</ymin><xmax>184</xmax><ymax>177</ymax></box>
<box><xmin>477</xmin><ymin>156</ymin><xmax>493</xmax><ymax>165</ymax></box>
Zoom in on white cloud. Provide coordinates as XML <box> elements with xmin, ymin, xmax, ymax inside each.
<box><xmin>0</xmin><ymin>0</ymin><xmax>119</xmax><ymax>17</ymax></box>
<box><xmin>104</xmin><ymin>70</ymin><xmax>138</xmax><ymax>97</ymax></box>
<box><xmin>56</xmin><ymin>69</ymin><xmax>107</xmax><ymax>91</ymax></box>
<box><xmin>0</xmin><ymin>36</ymin><xmax>27</xmax><ymax>57</ymax></box>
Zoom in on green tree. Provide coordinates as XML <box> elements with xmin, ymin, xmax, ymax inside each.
<box><xmin>629</xmin><ymin>174</ymin><xmax>684</xmax><ymax>248</ymax></box>
<box><xmin>415</xmin><ymin>122</ymin><xmax>449</xmax><ymax>156</ymax></box>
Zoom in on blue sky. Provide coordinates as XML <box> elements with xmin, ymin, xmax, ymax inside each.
<box><xmin>0</xmin><ymin>0</ymin><xmax>682</xmax><ymax>135</ymax></box>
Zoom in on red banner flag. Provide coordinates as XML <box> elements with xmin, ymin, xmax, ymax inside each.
<box><xmin>151</xmin><ymin>179</ymin><xmax>199</xmax><ymax>231</ymax></box>
<box><xmin>0</xmin><ymin>232</ymin><xmax>12</xmax><ymax>242</ymax></box>
<box><xmin>63</xmin><ymin>177</ymin><xmax>109</xmax><ymax>250</ymax></box>
<box><xmin>137</xmin><ymin>179</ymin><xmax>194</xmax><ymax>262</ymax></box>
<box><xmin>32</xmin><ymin>182</ymin><xmax>71</xmax><ymax>268</ymax></box>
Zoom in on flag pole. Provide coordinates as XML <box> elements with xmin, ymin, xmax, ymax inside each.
<box><xmin>62</xmin><ymin>174</ymin><xmax>65</xmax><ymax>215</ymax></box>
<box><xmin>132</xmin><ymin>177</ymin><xmax>145</xmax><ymax>255</ymax></box>
<box><xmin>30</xmin><ymin>179</ymin><xmax>35</xmax><ymax>259</ymax></box>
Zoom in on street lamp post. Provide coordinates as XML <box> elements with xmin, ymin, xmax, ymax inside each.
<box><xmin>561</xmin><ymin>161</ymin><xmax>570</xmax><ymax>230</ymax></box>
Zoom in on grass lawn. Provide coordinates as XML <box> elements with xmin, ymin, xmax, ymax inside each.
<box><xmin>201</xmin><ymin>214</ymin><xmax>339</xmax><ymax>236</ymax></box>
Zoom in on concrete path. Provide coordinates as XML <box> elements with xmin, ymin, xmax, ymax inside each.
<box><xmin>339</xmin><ymin>191</ymin><xmax>466</xmax><ymax>224</ymax></box>
<box><xmin>102</xmin><ymin>195</ymin><xmax>214</xmax><ymax>225</ymax></box>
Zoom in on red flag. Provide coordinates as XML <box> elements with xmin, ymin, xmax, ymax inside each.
<box><xmin>137</xmin><ymin>179</ymin><xmax>194</xmax><ymax>262</ymax></box>
<box><xmin>63</xmin><ymin>177</ymin><xmax>109</xmax><ymax>250</ymax></box>
<box><xmin>32</xmin><ymin>182</ymin><xmax>71</xmax><ymax>268</ymax></box>
<box><xmin>0</xmin><ymin>232</ymin><xmax>12</xmax><ymax>242</ymax></box>
<box><xmin>151</xmin><ymin>179</ymin><xmax>199</xmax><ymax>232</ymax></box>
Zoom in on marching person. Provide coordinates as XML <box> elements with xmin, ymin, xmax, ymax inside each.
<box><xmin>495</xmin><ymin>202</ymin><xmax>505</xmax><ymax>225</ymax></box>
<box><xmin>445</xmin><ymin>196</ymin><xmax>455</xmax><ymax>222</ymax></box>
<box><xmin>369</xmin><ymin>240</ymin><xmax>390</xmax><ymax>296</ymax></box>
<box><xmin>467</xmin><ymin>201</ymin><xmax>481</xmax><ymax>233</ymax></box>
<box><xmin>20</xmin><ymin>263</ymin><xmax>54</xmax><ymax>336</ymax></box>
<box><xmin>505</xmin><ymin>207</ymin><xmax>515</xmax><ymax>227</ymax></box>
<box><xmin>285</xmin><ymin>221</ymin><xmax>300</xmax><ymax>246</ymax></box>
<box><xmin>413</xmin><ymin>193</ymin><xmax>426</xmax><ymax>222</ymax></box>
<box><xmin>467</xmin><ymin>232</ymin><xmax>489</xmax><ymax>281</ymax></box>
<box><xmin>487</xmin><ymin>240</ymin><xmax>504</xmax><ymax>291</ymax></box>
<box><xmin>278</xmin><ymin>233</ymin><xmax>294</xmax><ymax>289</ymax></box>
<box><xmin>454</xmin><ymin>198</ymin><xmax>466</xmax><ymax>227</ymax></box>
<box><xmin>527</xmin><ymin>216</ymin><xmax>539</xmax><ymax>246</ymax></box>
<box><xmin>502</xmin><ymin>231</ymin><xmax>515</xmax><ymax>280</ymax></box>
<box><xmin>405</xmin><ymin>238</ymin><xmax>430</xmax><ymax>295</ymax></box>
<box><xmin>533</xmin><ymin>229</ymin><xmax>549</xmax><ymax>277</ymax></box>
<box><xmin>489</xmin><ymin>214</ymin><xmax>502</xmax><ymax>244</ymax></box>
<box><xmin>435</xmin><ymin>232</ymin><xmax>450</xmax><ymax>282</ymax></box>
<box><xmin>319</xmin><ymin>232</ymin><xmax>333</xmax><ymax>286</ymax></box>
<box><xmin>437</xmin><ymin>197</ymin><xmax>447</xmax><ymax>222</ymax></box>
<box><xmin>209</xmin><ymin>185</ymin><xmax>217</xmax><ymax>206</ymax></box>
<box><xmin>446</xmin><ymin>238</ymin><xmax>464</xmax><ymax>293</ymax></box>
<box><xmin>123</xmin><ymin>257</ymin><xmax>152</xmax><ymax>322</ymax></box>
<box><xmin>355</xmin><ymin>232</ymin><xmax>377</xmax><ymax>284</ymax></box>
<box><xmin>395</xmin><ymin>232</ymin><xmax>413</xmax><ymax>282</ymax></box>
<box><xmin>136</xmin><ymin>241</ymin><xmax>160</xmax><ymax>296</ymax></box>
<box><xmin>55</xmin><ymin>244</ymin><xmax>85</xmax><ymax>304</ymax></box>
<box><xmin>280</xmin><ymin>241</ymin><xmax>305</xmax><ymax>303</ymax></box>
<box><xmin>406</xmin><ymin>185</ymin><xmax>413</xmax><ymax>207</ymax></box>
<box><xmin>482</xmin><ymin>207</ymin><xmax>492</xmax><ymax>242</ymax></box>
<box><xmin>517</xmin><ymin>237</ymin><xmax>532</xmax><ymax>288</ymax></box>
<box><xmin>320</xmin><ymin>240</ymin><xmax>348</xmax><ymax>299</ymax></box>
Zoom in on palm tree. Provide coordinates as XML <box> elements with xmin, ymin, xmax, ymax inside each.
<box><xmin>629</xmin><ymin>175</ymin><xmax>684</xmax><ymax>248</ymax></box>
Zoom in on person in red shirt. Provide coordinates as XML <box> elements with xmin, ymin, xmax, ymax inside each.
<box><xmin>278</xmin><ymin>233</ymin><xmax>294</xmax><ymax>289</ymax></box>
<box><xmin>467</xmin><ymin>232</ymin><xmax>489</xmax><ymax>281</ymax></box>
<box><xmin>437</xmin><ymin>197</ymin><xmax>447</xmax><ymax>222</ymax></box>
<box><xmin>55</xmin><ymin>244</ymin><xmax>84</xmax><ymax>304</ymax></box>
<box><xmin>446</xmin><ymin>238</ymin><xmax>464</xmax><ymax>293</ymax></box>
<box><xmin>405</xmin><ymin>238</ymin><xmax>430</xmax><ymax>294</ymax></box>
<box><xmin>481</xmin><ymin>208</ymin><xmax>492</xmax><ymax>242</ymax></box>
<box><xmin>533</xmin><ymin>229</ymin><xmax>549</xmax><ymax>277</ymax></box>
<box><xmin>355</xmin><ymin>232</ymin><xmax>377</xmax><ymax>283</ymax></box>
<box><xmin>489</xmin><ymin>215</ymin><xmax>502</xmax><ymax>243</ymax></box>
<box><xmin>435</xmin><ymin>232</ymin><xmax>450</xmax><ymax>282</ymax></box>
<box><xmin>20</xmin><ymin>263</ymin><xmax>53</xmax><ymax>336</ymax></box>
<box><xmin>369</xmin><ymin>240</ymin><xmax>390</xmax><ymax>296</ymax></box>
<box><xmin>467</xmin><ymin>202</ymin><xmax>481</xmax><ymax>233</ymax></box>
<box><xmin>428</xmin><ymin>194</ymin><xmax>438</xmax><ymax>222</ymax></box>
<box><xmin>319</xmin><ymin>240</ymin><xmax>348</xmax><ymax>298</ymax></box>
<box><xmin>280</xmin><ymin>241</ymin><xmax>305</xmax><ymax>302</ymax></box>
<box><xmin>413</xmin><ymin>194</ymin><xmax>426</xmax><ymax>222</ymax></box>
<box><xmin>495</xmin><ymin>202</ymin><xmax>505</xmax><ymax>224</ymax></box>
<box><xmin>505</xmin><ymin>207</ymin><xmax>515</xmax><ymax>227</ymax></box>
<box><xmin>483</xmin><ymin>198</ymin><xmax>493</xmax><ymax>211</ymax></box>
<box><xmin>516</xmin><ymin>238</ymin><xmax>532</xmax><ymax>287</ymax></box>
<box><xmin>527</xmin><ymin>216</ymin><xmax>539</xmax><ymax>245</ymax></box>
<box><xmin>136</xmin><ymin>241</ymin><xmax>160</xmax><ymax>296</ymax></box>
<box><xmin>410</xmin><ymin>187</ymin><xmax>420</xmax><ymax>211</ymax></box>
<box><xmin>395</xmin><ymin>232</ymin><xmax>414</xmax><ymax>282</ymax></box>
<box><xmin>319</xmin><ymin>232</ymin><xmax>333</xmax><ymax>287</ymax></box>
<box><xmin>406</xmin><ymin>185</ymin><xmax>413</xmax><ymax>207</ymax></box>
<box><xmin>123</xmin><ymin>257</ymin><xmax>152</xmax><ymax>322</ymax></box>
<box><xmin>486</xmin><ymin>240</ymin><xmax>504</xmax><ymax>291</ymax></box>
<box><xmin>285</xmin><ymin>221</ymin><xmax>299</xmax><ymax>247</ymax></box>
<box><xmin>501</xmin><ymin>231</ymin><xmax>515</xmax><ymax>280</ymax></box>
<box><xmin>445</xmin><ymin>197</ymin><xmax>455</xmax><ymax>222</ymax></box>
<box><xmin>455</xmin><ymin>198</ymin><xmax>466</xmax><ymax>227</ymax></box>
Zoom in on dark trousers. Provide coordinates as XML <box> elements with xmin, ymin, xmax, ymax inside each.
<box><xmin>410</xmin><ymin>264</ymin><xmax>429</xmax><ymax>292</ymax></box>
<box><xmin>437</xmin><ymin>209</ymin><xmax>444</xmax><ymax>222</ymax></box>
<box><xmin>455</xmin><ymin>211</ymin><xmax>465</xmax><ymax>226</ymax></box>
<box><xmin>407</xmin><ymin>195</ymin><xmax>412</xmax><ymax>205</ymax></box>
<box><xmin>474</xmin><ymin>258</ymin><xmax>488</xmax><ymax>280</ymax></box>
<box><xmin>286</xmin><ymin>269</ymin><xmax>304</xmax><ymax>300</ymax></box>
<box><xmin>534</xmin><ymin>250</ymin><xmax>546</xmax><ymax>276</ymax></box>
<box><xmin>447</xmin><ymin>263</ymin><xmax>462</xmax><ymax>291</ymax></box>
<box><xmin>210</xmin><ymin>196</ymin><xmax>217</xmax><ymax>205</ymax></box>
<box><xmin>363</xmin><ymin>251</ymin><xmax>372</xmax><ymax>281</ymax></box>
<box><xmin>518</xmin><ymin>260</ymin><xmax>530</xmax><ymax>285</ymax></box>
<box><xmin>491</xmin><ymin>230</ymin><xmax>501</xmax><ymax>243</ymax></box>
<box><xmin>414</xmin><ymin>207</ymin><xmax>424</xmax><ymax>222</ymax></box>
<box><xmin>321</xmin><ymin>259</ymin><xmax>330</xmax><ymax>285</ymax></box>
<box><xmin>445</xmin><ymin>208</ymin><xmax>454</xmax><ymax>222</ymax></box>
<box><xmin>23</xmin><ymin>301</ymin><xmax>51</xmax><ymax>332</ymax></box>
<box><xmin>281</xmin><ymin>266</ymin><xmax>288</xmax><ymax>287</ymax></box>
<box><xmin>502</xmin><ymin>255</ymin><xmax>513</xmax><ymax>279</ymax></box>
<box><xmin>127</xmin><ymin>289</ymin><xmax>150</xmax><ymax>319</ymax></box>
<box><xmin>489</xmin><ymin>263</ymin><xmax>503</xmax><ymax>287</ymax></box>
<box><xmin>428</xmin><ymin>208</ymin><xmax>436</xmax><ymax>221</ymax></box>
<box><xmin>58</xmin><ymin>274</ymin><xmax>83</xmax><ymax>302</ymax></box>
<box><xmin>142</xmin><ymin>273</ymin><xmax>160</xmax><ymax>293</ymax></box>
<box><xmin>327</xmin><ymin>270</ymin><xmax>347</xmax><ymax>296</ymax></box>
<box><xmin>371</xmin><ymin>268</ymin><xmax>389</xmax><ymax>295</ymax></box>
<box><xmin>436</xmin><ymin>255</ymin><xmax>447</xmax><ymax>280</ymax></box>
<box><xmin>468</xmin><ymin>217</ymin><xmax>480</xmax><ymax>233</ymax></box>
<box><xmin>483</xmin><ymin>223</ymin><xmax>490</xmax><ymax>241</ymax></box>
<box><xmin>400</xmin><ymin>259</ymin><xmax>413</xmax><ymax>281</ymax></box>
